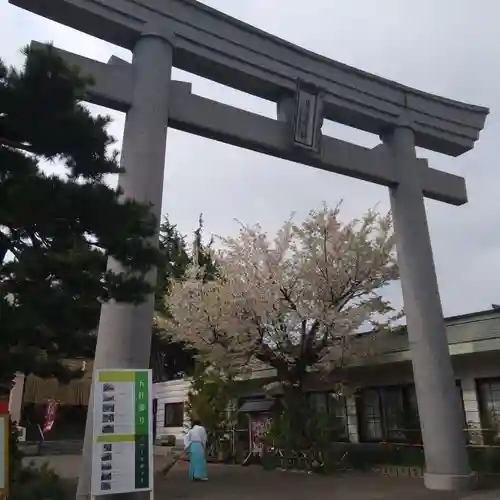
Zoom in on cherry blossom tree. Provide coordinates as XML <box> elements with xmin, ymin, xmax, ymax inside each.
<box><xmin>161</xmin><ymin>204</ymin><xmax>401</xmax><ymax>410</ymax></box>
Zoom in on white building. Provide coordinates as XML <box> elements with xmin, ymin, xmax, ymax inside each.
<box><xmin>153</xmin><ymin>378</ymin><xmax>191</xmax><ymax>444</ymax></box>
<box><xmin>152</xmin><ymin>307</ymin><xmax>500</xmax><ymax>447</ymax></box>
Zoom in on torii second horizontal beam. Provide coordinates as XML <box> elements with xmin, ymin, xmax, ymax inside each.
<box><xmin>33</xmin><ymin>42</ymin><xmax>467</xmax><ymax>206</ymax></box>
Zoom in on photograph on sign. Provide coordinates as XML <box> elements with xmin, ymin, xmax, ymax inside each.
<box><xmin>91</xmin><ymin>370</ymin><xmax>153</xmax><ymax>496</ymax></box>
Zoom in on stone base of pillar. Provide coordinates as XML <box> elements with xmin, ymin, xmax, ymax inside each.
<box><xmin>424</xmin><ymin>471</ymin><xmax>477</xmax><ymax>491</ymax></box>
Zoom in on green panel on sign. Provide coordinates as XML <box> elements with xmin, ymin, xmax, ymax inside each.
<box><xmin>134</xmin><ymin>371</ymin><xmax>149</xmax><ymax>435</ymax></box>
<box><xmin>134</xmin><ymin>371</ymin><xmax>149</xmax><ymax>489</ymax></box>
<box><xmin>96</xmin><ymin>434</ymin><xmax>135</xmax><ymax>443</ymax></box>
<box><xmin>98</xmin><ymin>371</ymin><xmax>135</xmax><ymax>382</ymax></box>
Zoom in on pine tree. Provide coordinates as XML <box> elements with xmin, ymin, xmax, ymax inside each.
<box><xmin>154</xmin><ymin>217</ymin><xmax>191</xmax><ymax>315</ymax></box>
<box><xmin>151</xmin><ymin>217</ymin><xmax>196</xmax><ymax>381</ymax></box>
<box><xmin>192</xmin><ymin>214</ymin><xmax>217</xmax><ymax>282</ymax></box>
<box><xmin>0</xmin><ymin>45</ymin><xmax>161</xmax><ymax>394</ymax></box>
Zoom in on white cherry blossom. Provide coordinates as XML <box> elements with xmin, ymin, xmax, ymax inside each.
<box><xmin>159</xmin><ymin>203</ymin><xmax>402</xmax><ymax>387</ymax></box>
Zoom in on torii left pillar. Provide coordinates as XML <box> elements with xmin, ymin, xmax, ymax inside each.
<box><xmin>77</xmin><ymin>27</ymin><xmax>174</xmax><ymax>500</ymax></box>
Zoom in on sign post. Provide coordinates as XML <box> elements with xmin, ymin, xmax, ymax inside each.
<box><xmin>91</xmin><ymin>370</ymin><xmax>153</xmax><ymax>497</ymax></box>
<box><xmin>0</xmin><ymin>402</ymin><xmax>9</xmax><ymax>500</ymax></box>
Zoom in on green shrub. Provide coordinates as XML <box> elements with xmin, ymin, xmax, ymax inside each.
<box><xmin>346</xmin><ymin>443</ymin><xmax>425</xmax><ymax>468</ymax></box>
<box><xmin>469</xmin><ymin>446</ymin><xmax>500</xmax><ymax>473</ymax></box>
<box><xmin>187</xmin><ymin>361</ymin><xmax>237</xmax><ymax>460</ymax></box>
<box><xmin>264</xmin><ymin>413</ymin><xmax>500</xmax><ymax>476</ymax></box>
<box><xmin>6</xmin><ymin>415</ymin><xmax>66</xmax><ymax>499</ymax></box>
<box><xmin>261</xmin><ymin>451</ymin><xmax>277</xmax><ymax>471</ymax></box>
<box><xmin>263</xmin><ymin>408</ymin><xmax>348</xmax><ymax>473</ymax></box>
<box><xmin>340</xmin><ymin>443</ymin><xmax>500</xmax><ymax>473</ymax></box>
<box><xmin>9</xmin><ymin>420</ymin><xmax>23</xmax><ymax>479</ymax></box>
<box><xmin>186</xmin><ymin>362</ymin><xmax>236</xmax><ymax>435</ymax></box>
<box><xmin>9</xmin><ymin>463</ymin><xmax>66</xmax><ymax>500</ymax></box>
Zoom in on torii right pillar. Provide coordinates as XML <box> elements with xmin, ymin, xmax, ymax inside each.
<box><xmin>384</xmin><ymin>121</ymin><xmax>473</xmax><ymax>490</ymax></box>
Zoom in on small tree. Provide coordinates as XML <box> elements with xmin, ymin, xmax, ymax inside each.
<box><xmin>186</xmin><ymin>361</ymin><xmax>235</xmax><ymax>435</ymax></box>
<box><xmin>186</xmin><ymin>361</ymin><xmax>236</xmax><ymax>461</ymax></box>
<box><xmin>165</xmin><ymin>204</ymin><xmax>401</xmax><ymax>435</ymax></box>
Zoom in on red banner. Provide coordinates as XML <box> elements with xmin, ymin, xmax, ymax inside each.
<box><xmin>250</xmin><ymin>415</ymin><xmax>272</xmax><ymax>455</ymax></box>
<box><xmin>0</xmin><ymin>401</ymin><xmax>8</xmax><ymax>415</ymax></box>
<box><xmin>43</xmin><ymin>399</ymin><xmax>58</xmax><ymax>434</ymax></box>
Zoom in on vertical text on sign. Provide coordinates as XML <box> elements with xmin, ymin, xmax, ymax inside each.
<box><xmin>134</xmin><ymin>371</ymin><xmax>150</xmax><ymax>489</ymax></box>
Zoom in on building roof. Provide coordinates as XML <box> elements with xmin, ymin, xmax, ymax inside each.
<box><xmin>245</xmin><ymin>307</ymin><xmax>500</xmax><ymax>377</ymax></box>
<box><xmin>238</xmin><ymin>399</ymin><xmax>275</xmax><ymax>413</ymax></box>
<box><xmin>23</xmin><ymin>359</ymin><xmax>93</xmax><ymax>406</ymax></box>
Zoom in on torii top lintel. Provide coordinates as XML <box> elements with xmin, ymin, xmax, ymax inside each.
<box><xmin>11</xmin><ymin>0</ymin><xmax>489</xmax><ymax>156</ymax></box>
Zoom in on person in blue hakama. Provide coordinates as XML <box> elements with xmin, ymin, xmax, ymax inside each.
<box><xmin>183</xmin><ymin>419</ymin><xmax>208</xmax><ymax>481</ymax></box>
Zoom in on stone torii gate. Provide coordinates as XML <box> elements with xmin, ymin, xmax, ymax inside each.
<box><xmin>10</xmin><ymin>0</ymin><xmax>489</xmax><ymax>496</ymax></box>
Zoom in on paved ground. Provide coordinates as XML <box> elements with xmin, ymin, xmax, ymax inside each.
<box><xmin>157</xmin><ymin>464</ymin><xmax>499</xmax><ymax>500</ymax></box>
<box><xmin>24</xmin><ymin>456</ymin><xmax>499</xmax><ymax>500</ymax></box>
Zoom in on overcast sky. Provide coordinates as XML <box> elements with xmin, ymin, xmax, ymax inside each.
<box><xmin>2</xmin><ymin>0</ymin><xmax>499</xmax><ymax>317</ymax></box>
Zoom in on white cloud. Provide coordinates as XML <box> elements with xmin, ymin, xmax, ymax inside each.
<box><xmin>2</xmin><ymin>0</ymin><xmax>499</xmax><ymax>316</ymax></box>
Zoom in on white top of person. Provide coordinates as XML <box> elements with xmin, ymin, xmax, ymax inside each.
<box><xmin>183</xmin><ymin>424</ymin><xmax>207</xmax><ymax>449</ymax></box>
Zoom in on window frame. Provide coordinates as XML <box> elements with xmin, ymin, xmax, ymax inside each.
<box><xmin>356</xmin><ymin>387</ymin><xmax>385</xmax><ymax>443</ymax></box>
<box><xmin>476</xmin><ymin>377</ymin><xmax>500</xmax><ymax>445</ymax></box>
<box><xmin>357</xmin><ymin>381</ymin><xmax>466</xmax><ymax>444</ymax></box>
<box><xmin>306</xmin><ymin>391</ymin><xmax>349</xmax><ymax>442</ymax></box>
<box><xmin>357</xmin><ymin>384</ymin><xmax>421</xmax><ymax>444</ymax></box>
<box><xmin>163</xmin><ymin>402</ymin><xmax>184</xmax><ymax>428</ymax></box>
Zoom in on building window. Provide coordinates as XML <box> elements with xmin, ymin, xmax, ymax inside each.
<box><xmin>381</xmin><ymin>386</ymin><xmax>407</xmax><ymax>441</ymax></box>
<box><xmin>306</xmin><ymin>391</ymin><xmax>348</xmax><ymax>441</ymax></box>
<box><xmin>477</xmin><ymin>378</ymin><xmax>500</xmax><ymax>444</ymax></box>
<box><xmin>358</xmin><ymin>388</ymin><xmax>384</xmax><ymax>441</ymax></box>
<box><xmin>308</xmin><ymin>392</ymin><xmax>328</xmax><ymax>414</ymax></box>
<box><xmin>164</xmin><ymin>402</ymin><xmax>184</xmax><ymax>428</ymax></box>
<box><xmin>326</xmin><ymin>393</ymin><xmax>349</xmax><ymax>441</ymax></box>
<box><xmin>357</xmin><ymin>385</ymin><xmax>421</xmax><ymax>443</ymax></box>
<box><xmin>357</xmin><ymin>382</ymin><xmax>466</xmax><ymax>444</ymax></box>
<box><xmin>455</xmin><ymin>380</ymin><xmax>469</xmax><ymax>444</ymax></box>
